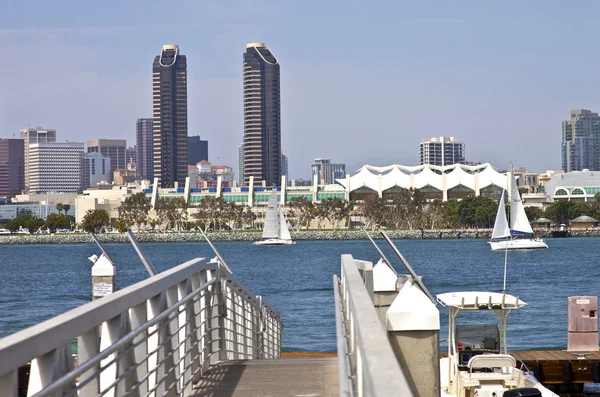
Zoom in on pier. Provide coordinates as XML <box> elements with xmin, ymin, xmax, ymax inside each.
<box><xmin>0</xmin><ymin>248</ymin><xmax>599</xmax><ymax>396</ymax></box>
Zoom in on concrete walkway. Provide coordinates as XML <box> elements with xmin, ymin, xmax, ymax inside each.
<box><xmin>192</xmin><ymin>357</ymin><xmax>339</xmax><ymax>397</ymax></box>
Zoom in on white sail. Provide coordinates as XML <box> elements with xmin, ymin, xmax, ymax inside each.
<box><xmin>278</xmin><ymin>209</ymin><xmax>292</xmax><ymax>241</ymax></box>
<box><xmin>491</xmin><ymin>190</ymin><xmax>510</xmax><ymax>239</ymax></box>
<box><xmin>262</xmin><ymin>190</ymin><xmax>279</xmax><ymax>239</ymax></box>
<box><xmin>509</xmin><ymin>172</ymin><xmax>534</xmax><ymax>235</ymax></box>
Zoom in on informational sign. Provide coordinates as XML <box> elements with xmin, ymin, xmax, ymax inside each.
<box><xmin>577</xmin><ymin>299</ymin><xmax>590</xmax><ymax>305</ymax></box>
<box><xmin>93</xmin><ymin>282</ymin><xmax>113</xmax><ymax>297</ymax></box>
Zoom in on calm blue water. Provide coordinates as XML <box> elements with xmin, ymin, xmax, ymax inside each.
<box><xmin>1</xmin><ymin>238</ymin><xmax>599</xmax><ymax>352</ymax></box>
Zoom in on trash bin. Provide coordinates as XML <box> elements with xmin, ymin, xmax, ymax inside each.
<box><xmin>503</xmin><ymin>388</ymin><xmax>542</xmax><ymax>397</ymax></box>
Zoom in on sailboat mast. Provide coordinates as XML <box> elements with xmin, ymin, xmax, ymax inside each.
<box><xmin>503</xmin><ymin>163</ymin><xmax>513</xmax><ymax>294</ymax></box>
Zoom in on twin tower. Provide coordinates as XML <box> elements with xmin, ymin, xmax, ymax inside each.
<box><xmin>152</xmin><ymin>43</ymin><xmax>281</xmax><ymax>188</ymax></box>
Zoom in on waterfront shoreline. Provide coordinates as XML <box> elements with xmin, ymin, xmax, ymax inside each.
<box><xmin>0</xmin><ymin>228</ymin><xmax>591</xmax><ymax>244</ymax></box>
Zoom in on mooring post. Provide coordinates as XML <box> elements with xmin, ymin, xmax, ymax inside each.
<box><xmin>386</xmin><ymin>277</ymin><xmax>440</xmax><ymax>397</ymax></box>
<box><xmin>90</xmin><ymin>253</ymin><xmax>116</xmax><ymax>301</ymax></box>
<box><xmin>373</xmin><ymin>258</ymin><xmax>398</xmax><ymax>326</ymax></box>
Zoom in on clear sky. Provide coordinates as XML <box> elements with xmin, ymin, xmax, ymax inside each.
<box><xmin>1</xmin><ymin>0</ymin><xmax>599</xmax><ymax>179</ymax></box>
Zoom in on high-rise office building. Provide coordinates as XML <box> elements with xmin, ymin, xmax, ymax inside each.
<box><xmin>20</xmin><ymin>127</ymin><xmax>56</xmax><ymax>191</ymax></box>
<box><xmin>136</xmin><ymin>118</ymin><xmax>153</xmax><ymax>180</ymax></box>
<box><xmin>243</xmin><ymin>42</ymin><xmax>281</xmax><ymax>186</ymax></box>
<box><xmin>188</xmin><ymin>135</ymin><xmax>208</xmax><ymax>165</ymax></box>
<box><xmin>238</xmin><ymin>143</ymin><xmax>245</xmax><ymax>185</ymax></box>
<box><xmin>311</xmin><ymin>159</ymin><xmax>346</xmax><ymax>185</ymax></box>
<box><xmin>126</xmin><ymin>145</ymin><xmax>137</xmax><ymax>164</ymax></box>
<box><xmin>562</xmin><ymin>109</ymin><xmax>600</xmax><ymax>172</ymax></box>
<box><xmin>0</xmin><ymin>139</ymin><xmax>25</xmax><ymax>198</ymax></box>
<box><xmin>419</xmin><ymin>136</ymin><xmax>465</xmax><ymax>166</ymax></box>
<box><xmin>281</xmin><ymin>153</ymin><xmax>288</xmax><ymax>181</ymax></box>
<box><xmin>29</xmin><ymin>142</ymin><xmax>84</xmax><ymax>194</ymax></box>
<box><xmin>153</xmin><ymin>44</ymin><xmax>188</xmax><ymax>188</ymax></box>
<box><xmin>84</xmin><ymin>152</ymin><xmax>111</xmax><ymax>188</ymax></box>
<box><xmin>87</xmin><ymin>139</ymin><xmax>126</xmax><ymax>181</ymax></box>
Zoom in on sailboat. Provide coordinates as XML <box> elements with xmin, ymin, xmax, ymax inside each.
<box><xmin>254</xmin><ymin>190</ymin><xmax>295</xmax><ymax>246</ymax></box>
<box><xmin>489</xmin><ymin>167</ymin><xmax>548</xmax><ymax>251</ymax></box>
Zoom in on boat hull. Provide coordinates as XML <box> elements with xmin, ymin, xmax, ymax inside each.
<box><xmin>253</xmin><ymin>239</ymin><xmax>295</xmax><ymax>246</ymax></box>
<box><xmin>489</xmin><ymin>239</ymin><xmax>548</xmax><ymax>251</ymax></box>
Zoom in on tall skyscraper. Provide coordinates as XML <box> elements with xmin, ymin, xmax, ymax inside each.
<box><xmin>187</xmin><ymin>135</ymin><xmax>208</xmax><ymax>165</ymax></box>
<box><xmin>419</xmin><ymin>136</ymin><xmax>465</xmax><ymax>166</ymax></box>
<box><xmin>20</xmin><ymin>127</ymin><xmax>56</xmax><ymax>192</ymax></box>
<box><xmin>153</xmin><ymin>44</ymin><xmax>188</xmax><ymax>188</ymax></box>
<box><xmin>562</xmin><ymin>109</ymin><xmax>600</xmax><ymax>172</ymax></box>
<box><xmin>0</xmin><ymin>139</ymin><xmax>24</xmax><ymax>198</ymax></box>
<box><xmin>238</xmin><ymin>143</ymin><xmax>245</xmax><ymax>185</ymax></box>
<box><xmin>136</xmin><ymin>118</ymin><xmax>153</xmax><ymax>180</ymax></box>
<box><xmin>281</xmin><ymin>153</ymin><xmax>288</xmax><ymax>181</ymax></box>
<box><xmin>29</xmin><ymin>142</ymin><xmax>84</xmax><ymax>194</ymax></box>
<box><xmin>87</xmin><ymin>139</ymin><xmax>126</xmax><ymax>182</ymax></box>
<box><xmin>243</xmin><ymin>42</ymin><xmax>281</xmax><ymax>186</ymax></box>
<box><xmin>311</xmin><ymin>159</ymin><xmax>346</xmax><ymax>185</ymax></box>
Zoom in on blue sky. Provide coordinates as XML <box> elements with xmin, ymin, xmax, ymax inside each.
<box><xmin>1</xmin><ymin>1</ymin><xmax>599</xmax><ymax>179</ymax></box>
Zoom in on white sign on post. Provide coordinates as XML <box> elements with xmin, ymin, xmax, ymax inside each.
<box><xmin>93</xmin><ymin>282</ymin><xmax>113</xmax><ymax>297</ymax></box>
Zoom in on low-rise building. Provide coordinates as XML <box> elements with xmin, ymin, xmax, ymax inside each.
<box><xmin>114</xmin><ymin>161</ymin><xmax>140</xmax><ymax>185</ymax></box>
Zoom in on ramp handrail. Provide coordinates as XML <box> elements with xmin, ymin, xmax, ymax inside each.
<box><xmin>0</xmin><ymin>257</ymin><xmax>281</xmax><ymax>396</ymax></box>
<box><xmin>333</xmin><ymin>254</ymin><xmax>414</xmax><ymax>397</ymax></box>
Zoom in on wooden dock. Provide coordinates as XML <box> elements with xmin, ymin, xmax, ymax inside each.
<box><xmin>512</xmin><ymin>350</ymin><xmax>600</xmax><ymax>385</ymax></box>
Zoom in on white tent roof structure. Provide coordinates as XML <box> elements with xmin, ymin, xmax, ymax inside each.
<box><xmin>336</xmin><ymin>163</ymin><xmax>506</xmax><ymax>199</ymax></box>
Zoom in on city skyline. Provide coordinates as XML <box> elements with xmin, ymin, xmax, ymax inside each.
<box><xmin>2</xmin><ymin>1</ymin><xmax>600</xmax><ymax>178</ymax></box>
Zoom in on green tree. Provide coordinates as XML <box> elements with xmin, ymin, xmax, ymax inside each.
<box><xmin>442</xmin><ymin>200</ymin><xmax>460</xmax><ymax>229</ymax></box>
<box><xmin>6</xmin><ymin>218</ymin><xmax>19</xmax><ymax>233</ymax></box>
<box><xmin>360</xmin><ymin>194</ymin><xmax>387</xmax><ymax>230</ymax></box>
<box><xmin>192</xmin><ymin>197</ymin><xmax>227</xmax><ymax>231</ymax></box>
<box><xmin>242</xmin><ymin>207</ymin><xmax>257</xmax><ymax>229</ymax></box>
<box><xmin>545</xmin><ymin>200</ymin><xmax>572</xmax><ymax>225</ymax></box>
<box><xmin>287</xmin><ymin>196</ymin><xmax>315</xmax><ymax>230</ymax></box>
<box><xmin>80</xmin><ymin>209</ymin><xmax>110</xmax><ymax>233</ymax></box>
<box><xmin>55</xmin><ymin>203</ymin><xmax>64</xmax><ymax>215</ymax></box>
<box><xmin>457</xmin><ymin>196</ymin><xmax>497</xmax><ymax>228</ymax></box>
<box><xmin>114</xmin><ymin>219</ymin><xmax>128</xmax><ymax>233</ymax></box>
<box><xmin>44</xmin><ymin>213</ymin><xmax>68</xmax><ymax>233</ymax></box>
<box><xmin>524</xmin><ymin>206</ymin><xmax>544</xmax><ymax>223</ymax></box>
<box><xmin>387</xmin><ymin>188</ymin><xmax>426</xmax><ymax>230</ymax></box>
<box><xmin>319</xmin><ymin>197</ymin><xmax>350</xmax><ymax>229</ymax></box>
<box><xmin>568</xmin><ymin>201</ymin><xmax>593</xmax><ymax>221</ymax></box>
<box><xmin>63</xmin><ymin>204</ymin><xmax>71</xmax><ymax>215</ymax></box>
<box><xmin>118</xmin><ymin>192</ymin><xmax>151</xmax><ymax>231</ymax></box>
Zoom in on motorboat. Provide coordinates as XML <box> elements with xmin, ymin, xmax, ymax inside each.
<box><xmin>438</xmin><ymin>291</ymin><xmax>558</xmax><ymax>397</ymax></box>
<box><xmin>489</xmin><ymin>166</ymin><xmax>547</xmax><ymax>251</ymax></box>
<box><xmin>254</xmin><ymin>190</ymin><xmax>295</xmax><ymax>246</ymax></box>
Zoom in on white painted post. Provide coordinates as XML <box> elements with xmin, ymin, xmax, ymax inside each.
<box><xmin>91</xmin><ymin>254</ymin><xmax>116</xmax><ymax>301</ymax></box>
<box><xmin>386</xmin><ymin>278</ymin><xmax>440</xmax><ymax>397</ymax></box>
<box><xmin>372</xmin><ymin>259</ymin><xmax>399</xmax><ymax>326</ymax></box>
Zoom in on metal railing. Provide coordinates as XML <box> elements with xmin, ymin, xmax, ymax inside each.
<box><xmin>333</xmin><ymin>254</ymin><xmax>414</xmax><ymax>397</ymax></box>
<box><xmin>0</xmin><ymin>257</ymin><xmax>281</xmax><ymax>396</ymax></box>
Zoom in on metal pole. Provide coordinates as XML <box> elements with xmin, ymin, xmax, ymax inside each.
<box><xmin>361</xmin><ymin>228</ymin><xmax>397</xmax><ymax>275</ymax></box>
<box><xmin>379</xmin><ymin>229</ymin><xmax>435</xmax><ymax>304</ymax></box>
<box><xmin>126</xmin><ymin>228</ymin><xmax>157</xmax><ymax>277</ymax></box>
<box><xmin>198</xmin><ymin>228</ymin><xmax>232</xmax><ymax>274</ymax></box>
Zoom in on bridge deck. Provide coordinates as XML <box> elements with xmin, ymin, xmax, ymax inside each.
<box><xmin>192</xmin><ymin>357</ymin><xmax>339</xmax><ymax>397</ymax></box>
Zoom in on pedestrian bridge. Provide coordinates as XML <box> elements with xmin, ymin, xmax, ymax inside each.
<box><xmin>0</xmin><ymin>250</ymin><xmax>427</xmax><ymax>396</ymax></box>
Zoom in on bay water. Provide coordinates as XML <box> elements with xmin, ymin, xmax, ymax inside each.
<box><xmin>1</xmin><ymin>238</ymin><xmax>599</xmax><ymax>353</ymax></box>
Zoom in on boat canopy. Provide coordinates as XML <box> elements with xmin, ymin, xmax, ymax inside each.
<box><xmin>436</xmin><ymin>291</ymin><xmax>527</xmax><ymax>310</ymax></box>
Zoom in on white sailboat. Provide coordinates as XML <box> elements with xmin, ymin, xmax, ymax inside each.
<box><xmin>489</xmin><ymin>168</ymin><xmax>548</xmax><ymax>251</ymax></box>
<box><xmin>254</xmin><ymin>190</ymin><xmax>295</xmax><ymax>246</ymax></box>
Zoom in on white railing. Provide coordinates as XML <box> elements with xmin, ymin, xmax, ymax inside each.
<box><xmin>333</xmin><ymin>254</ymin><xmax>414</xmax><ymax>397</ymax></box>
<box><xmin>0</xmin><ymin>257</ymin><xmax>281</xmax><ymax>396</ymax></box>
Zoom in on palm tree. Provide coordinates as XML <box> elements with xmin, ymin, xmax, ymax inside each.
<box><xmin>55</xmin><ymin>203</ymin><xmax>64</xmax><ymax>215</ymax></box>
<box><xmin>62</xmin><ymin>204</ymin><xmax>71</xmax><ymax>215</ymax></box>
